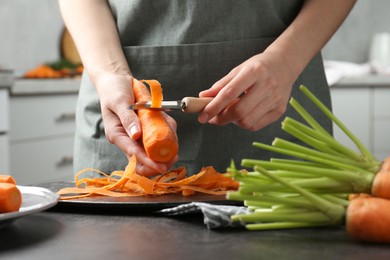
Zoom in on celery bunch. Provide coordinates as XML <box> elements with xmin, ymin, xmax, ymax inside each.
<box><xmin>227</xmin><ymin>85</ymin><xmax>381</xmax><ymax>230</ymax></box>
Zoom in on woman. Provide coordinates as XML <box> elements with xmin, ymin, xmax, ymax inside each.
<box><xmin>59</xmin><ymin>0</ymin><xmax>356</xmax><ymax>176</ymax></box>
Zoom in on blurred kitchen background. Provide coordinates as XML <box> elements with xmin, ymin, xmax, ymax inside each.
<box><xmin>1</xmin><ymin>0</ymin><xmax>390</xmax><ymax>184</ymax></box>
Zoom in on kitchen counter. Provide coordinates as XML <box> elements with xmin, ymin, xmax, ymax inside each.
<box><xmin>0</xmin><ymin>70</ymin><xmax>14</xmax><ymax>89</ymax></box>
<box><xmin>11</xmin><ymin>78</ymin><xmax>80</xmax><ymax>95</ymax></box>
<box><xmin>332</xmin><ymin>74</ymin><xmax>390</xmax><ymax>88</ymax></box>
<box><xmin>1</xmin><ymin>74</ymin><xmax>80</xmax><ymax>95</ymax></box>
<box><xmin>1</xmin><ymin>208</ymin><xmax>390</xmax><ymax>260</ymax></box>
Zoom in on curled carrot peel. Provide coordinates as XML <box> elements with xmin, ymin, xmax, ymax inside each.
<box><xmin>141</xmin><ymin>79</ymin><xmax>163</xmax><ymax>108</ymax></box>
<box><xmin>132</xmin><ymin>79</ymin><xmax>178</xmax><ymax>163</ymax></box>
<box><xmin>57</xmin><ymin>156</ymin><xmax>239</xmax><ymax>200</ymax></box>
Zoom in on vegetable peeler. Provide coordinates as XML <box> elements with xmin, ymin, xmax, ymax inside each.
<box><xmin>129</xmin><ymin>97</ymin><xmax>213</xmax><ymax>113</ymax></box>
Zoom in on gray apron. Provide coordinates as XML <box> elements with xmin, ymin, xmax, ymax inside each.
<box><xmin>74</xmin><ymin>0</ymin><xmax>332</xmax><ymax>176</ymax></box>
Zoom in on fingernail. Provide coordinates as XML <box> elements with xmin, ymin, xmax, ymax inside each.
<box><xmin>198</xmin><ymin>113</ymin><xmax>209</xmax><ymax>123</ymax></box>
<box><xmin>129</xmin><ymin>125</ymin><xmax>140</xmax><ymax>140</ymax></box>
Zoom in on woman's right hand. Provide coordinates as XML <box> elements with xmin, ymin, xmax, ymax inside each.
<box><xmin>94</xmin><ymin>73</ymin><xmax>178</xmax><ymax>176</ymax></box>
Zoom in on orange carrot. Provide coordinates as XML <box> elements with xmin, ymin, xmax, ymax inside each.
<box><xmin>0</xmin><ymin>175</ymin><xmax>17</xmax><ymax>185</ymax></box>
<box><xmin>142</xmin><ymin>79</ymin><xmax>163</xmax><ymax>108</ymax></box>
<box><xmin>347</xmin><ymin>196</ymin><xmax>390</xmax><ymax>243</ymax></box>
<box><xmin>57</xmin><ymin>156</ymin><xmax>239</xmax><ymax>200</ymax></box>
<box><xmin>0</xmin><ymin>183</ymin><xmax>22</xmax><ymax>213</ymax></box>
<box><xmin>371</xmin><ymin>156</ymin><xmax>390</xmax><ymax>199</ymax></box>
<box><xmin>24</xmin><ymin>64</ymin><xmax>68</xmax><ymax>79</ymax></box>
<box><xmin>132</xmin><ymin>79</ymin><xmax>178</xmax><ymax>163</ymax></box>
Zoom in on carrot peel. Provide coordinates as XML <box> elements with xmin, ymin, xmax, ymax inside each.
<box><xmin>141</xmin><ymin>79</ymin><xmax>163</xmax><ymax>108</ymax></box>
<box><xmin>58</xmin><ymin>156</ymin><xmax>239</xmax><ymax>200</ymax></box>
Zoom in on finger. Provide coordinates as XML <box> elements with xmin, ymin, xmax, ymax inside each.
<box><xmin>101</xmin><ymin>109</ymin><xmax>166</xmax><ymax>173</ymax></box>
<box><xmin>199</xmin><ymin>69</ymin><xmax>237</xmax><ymax>97</ymax></box>
<box><xmin>136</xmin><ymin>154</ymin><xmax>179</xmax><ymax>177</ymax></box>
<box><xmin>135</xmin><ymin>159</ymin><xmax>167</xmax><ymax>176</ymax></box>
<box><xmin>235</xmin><ymin>109</ymin><xmax>283</xmax><ymax>131</ymax></box>
<box><xmin>122</xmin><ymin>139</ymin><xmax>170</xmax><ymax>175</ymax></box>
<box><xmin>210</xmin><ymin>81</ymin><xmax>272</xmax><ymax>125</ymax></box>
<box><xmin>199</xmin><ymin>68</ymin><xmax>256</xmax><ymax>123</ymax></box>
<box><xmin>231</xmin><ymin>94</ymin><xmax>286</xmax><ymax>131</ymax></box>
<box><xmin>198</xmin><ymin>69</ymin><xmax>239</xmax><ymax>123</ymax></box>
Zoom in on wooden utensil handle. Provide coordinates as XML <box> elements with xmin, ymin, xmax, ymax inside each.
<box><xmin>181</xmin><ymin>97</ymin><xmax>213</xmax><ymax>113</ymax></box>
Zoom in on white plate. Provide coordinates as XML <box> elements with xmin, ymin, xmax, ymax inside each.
<box><xmin>0</xmin><ymin>185</ymin><xmax>59</xmax><ymax>228</ymax></box>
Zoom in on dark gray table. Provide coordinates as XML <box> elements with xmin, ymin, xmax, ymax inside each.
<box><xmin>1</xmin><ymin>209</ymin><xmax>389</xmax><ymax>260</ymax></box>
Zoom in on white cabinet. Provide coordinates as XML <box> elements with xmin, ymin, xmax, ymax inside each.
<box><xmin>330</xmin><ymin>88</ymin><xmax>371</xmax><ymax>152</ymax></box>
<box><xmin>0</xmin><ymin>89</ymin><xmax>9</xmax><ymax>132</ymax></box>
<box><xmin>0</xmin><ymin>89</ymin><xmax>9</xmax><ymax>173</ymax></box>
<box><xmin>373</xmin><ymin>88</ymin><xmax>390</xmax><ymax>160</ymax></box>
<box><xmin>10</xmin><ymin>95</ymin><xmax>77</xmax><ymax>140</ymax></box>
<box><xmin>0</xmin><ymin>134</ymin><xmax>8</xmax><ymax>173</ymax></box>
<box><xmin>330</xmin><ymin>85</ymin><xmax>390</xmax><ymax>161</ymax></box>
<box><xmin>10</xmin><ymin>136</ymin><xmax>74</xmax><ymax>185</ymax></box>
<box><xmin>9</xmin><ymin>80</ymin><xmax>79</xmax><ymax>185</ymax></box>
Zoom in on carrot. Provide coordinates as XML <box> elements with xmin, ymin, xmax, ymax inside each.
<box><xmin>347</xmin><ymin>197</ymin><xmax>390</xmax><ymax>243</ymax></box>
<box><xmin>57</xmin><ymin>156</ymin><xmax>239</xmax><ymax>200</ymax></box>
<box><xmin>132</xmin><ymin>79</ymin><xmax>178</xmax><ymax>163</ymax></box>
<box><xmin>237</xmin><ymin>85</ymin><xmax>390</xmax><ymax>200</ymax></box>
<box><xmin>0</xmin><ymin>183</ymin><xmax>22</xmax><ymax>213</ymax></box>
<box><xmin>0</xmin><ymin>175</ymin><xmax>17</xmax><ymax>185</ymax></box>
<box><xmin>229</xmin><ymin>164</ymin><xmax>390</xmax><ymax>243</ymax></box>
<box><xmin>371</xmin><ymin>156</ymin><xmax>390</xmax><ymax>199</ymax></box>
<box><xmin>142</xmin><ymin>79</ymin><xmax>163</xmax><ymax>108</ymax></box>
<box><xmin>24</xmin><ymin>65</ymin><xmax>62</xmax><ymax>79</ymax></box>
<box><xmin>224</xmin><ymin>85</ymin><xmax>390</xmax><ymax>243</ymax></box>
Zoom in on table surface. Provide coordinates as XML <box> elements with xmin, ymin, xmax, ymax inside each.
<box><xmin>1</xmin><ymin>203</ymin><xmax>390</xmax><ymax>260</ymax></box>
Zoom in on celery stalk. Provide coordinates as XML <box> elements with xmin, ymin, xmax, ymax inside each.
<box><xmin>299</xmin><ymin>85</ymin><xmax>377</xmax><ymax>163</ymax></box>
<box><xmin>253</xmin><ymin>165</ymin><xmax>345</xmax><ymax>224</ymax></box>
<box><xmin>289</xmin><ymin>97</ymin><xmax>332</xmax><ymax>138</ymax></box>
<box><xmin>241</xmin><ymin>159</ymin><xmax>374</xmax><ymax>193</ymax></box>
<box><xmin>245</xmin><ymin>222</ymin><xmax>333</xmax><ymax>231</ymax></box>
<box><xmin>232</xmin><ymin>210</ymin><xmax>330</xmax><ymax>223</ymax></box>
<box><xmin>226</xmin><ymin>85</ymin><xmax>381</xmax><ymax>232</ymax></box>
<box><xmin>282</xmin><ymin>117</ymin><xmax>364</xmax><ymax>161</ymax></box>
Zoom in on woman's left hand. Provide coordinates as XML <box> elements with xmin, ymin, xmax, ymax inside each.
<box><xmin>198</xmin><ymin>51</ymin><xmax>297</xmax><ymax>131</ymax></box>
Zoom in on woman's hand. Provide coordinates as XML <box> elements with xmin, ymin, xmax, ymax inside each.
<box><xmin>198</xmin><ymin>51</ymin><xmax>296</xmax><ymax>131</ymax></box>
<box><xmin>198</xmin><ymin>0</ymin><xmax>357</xmax><ymax>132</ymax></box>
<box><xmin>95</xmin><ymin>73</ymin><xmax>178</xmax><ymax>176</ymax></box>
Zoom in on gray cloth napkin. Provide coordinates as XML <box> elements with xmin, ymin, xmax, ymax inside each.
<box><xmin>158</xmin><ymin>202</ymin><xmax>250</xmax><ymax>229</ymax></box>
